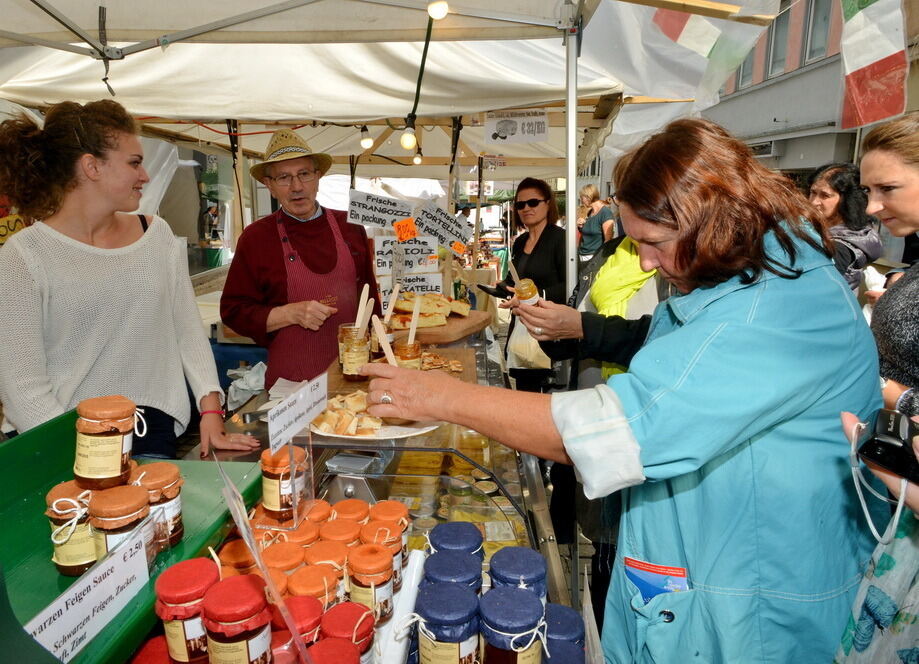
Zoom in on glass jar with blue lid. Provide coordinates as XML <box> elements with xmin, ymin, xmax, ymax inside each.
<box><xmin>414</xmin><ymin>582</ymin><xmax>479</xmax><ymax>664</ymax></box>
<box><xmin>428</xmin><ymin>521</ymin><xmax>484</xmax><ymax>560</ymax></box>
<box><xmin>489</xmin><ymin>546</ymin><xmax>548</xmax><ymax>605</ymax></box>
<box><xmin>479</xmin><ymin>586</ymin><xmax>547</xmax><ymax>663</ymax></box>
<box><xmin>422</xmin><ymin>550</ymin><xmax>483</xmax><ymax>594</ymax></box>
<box><xmin>544</xmin><ymin>602</ymin><xmax>585</xmax><ymax>648</ymax></box>
<box><xmin>543</xmin><ymin>639</ymin><xmax>585</xmax><ymax>663</ymax></box>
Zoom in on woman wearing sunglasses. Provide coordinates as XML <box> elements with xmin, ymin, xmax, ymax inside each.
<box><xmin>503</xmin><ymin>177</ymin><xmax>566</xmax><ymax>392</ymax></box>
<box><xmin>362</xmin><ymin>118</ymin><xmax>879</xmax><ymax>662</ymax></box>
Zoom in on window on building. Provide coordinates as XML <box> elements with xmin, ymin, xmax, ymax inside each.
<box><xmin>805</xmin><ymin>0</ymin><xmax>832</xmax><ymax>62</ymax></box>
<box><xmin>768</xmin><ymin>0</ymin><xmax>791</xmax><ymax>77</ymax></box>
<box><xmin>738</xmin><ymin>47</ymin><xmax>755</xmax><ymax>88</ymax></box>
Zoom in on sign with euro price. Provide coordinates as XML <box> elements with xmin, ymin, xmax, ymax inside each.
<box><xmin>268</xmin><ymin>373</ymin><xmax>328</xmax><ymax>454</ymax></box>
<box><xmin>485</xmin><ymin>109</ymin><xmax>549</xmax><ymax>144</ymax></box>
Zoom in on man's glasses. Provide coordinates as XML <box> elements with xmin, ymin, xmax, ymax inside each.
<box><xmin>514</xmin><ymin>198</ymin><xmax>548</xmax><ymax>210</ymax></box>
<box><xmin>268</xmin><ymin>170</ymin><xmax>319</xmax><ymax>187</ymax></box>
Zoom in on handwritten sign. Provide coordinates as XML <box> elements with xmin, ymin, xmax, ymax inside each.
<box><xmin>268</xmin><ymin>373</ymin><xmax>328</xmax><ymax>454</ymax></box>
<box><xmin>393</xmin><ymin>217</ymin><xmax>419</xmax><ymax>242</ymax></box>
<box><xmin>378</xmin><ymin>272</ymin><xmax>443</xmax><ymax>302</ymax></box>
<box><xmin>375</xmin><ymin>235</ymin><xmax>438</xmax><ymax>277</ymax></box>
<box><xmin>347</xmin><ymin>190</ymin><xmax>414</xmax><ymax>229</ymax></box>
<box><xmin>485</xmin><ymin>109</ymin><xmax>549</xmax><ymax>144</ymax></box>
<box><xmin>416</xmin><ymin>203</ymin><xmax>470</xmax><ymax>255</ymax></box>
<box><xmin>26</xmin><ymin>522</ymin><xmax>150</xmax><ymax>662</ymax></box>
<box><xmin>451</xmin><ymin>241</ymin><xmax>467</xmax><ymax>255</ymax></box>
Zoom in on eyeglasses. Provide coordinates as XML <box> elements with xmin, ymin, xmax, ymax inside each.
<box><xmin>268</xmin><ymin>169</ymin><xmax>319</xmax><ymax>187</ymax></box>
<box><xmin>514</xmin><ymin>198</ymin><xmax>548</xmax><ymax>210</ymax></box>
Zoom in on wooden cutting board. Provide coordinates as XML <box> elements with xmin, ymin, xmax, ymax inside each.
<box><xmin>324</xmin><ymin>345</ymin><xmax>478</xmax><ymax>393</ymax></box>
<box><xmin>392</xmin><ymin>309</ymin><xmax>492</xmax><ymax>345</ymax></box>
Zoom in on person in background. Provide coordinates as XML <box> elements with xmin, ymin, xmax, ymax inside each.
<box><xmin>221</xmin><ymin>130</ymin><xmax>380</xmax><ymax>388</ymax></box>
<box><xmin>0</xmin><ymin>100</ymin><xmax>258</xmax><ymax>457</ymax></box>
<box><xmin>577</xmin><ymin>183</ymin><xmax>615</xmax><ymax>267</ymax></box>
<box><xmin>362</xmin><ymin>118</ymin><xmax>879</xmax><ymax>663</ymax></box>
<box><xmin>835</xmin><ymin>112</ymin><xmax>919</xmax><ymax>664</ymax></box>
<box><xmin>807</xmin><ymin>163</ymin><xmax>882</xmax><ymax>291</ymax></box>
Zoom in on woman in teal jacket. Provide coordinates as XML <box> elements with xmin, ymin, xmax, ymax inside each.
<box><xmin>362</xmin><ymin>118</ymin><xmax>880</xmax><ymax>662</ymax></box>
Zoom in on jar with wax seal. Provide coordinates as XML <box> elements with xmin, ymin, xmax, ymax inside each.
<box><xmin>201</xmin><ymin>575</ymin><xmax>273</xmax><ymax>664</ymax></box>
<box><xmin>330</xmin><ymin>498</ymin><xmax>370</xmax><ymax>524</ymax></box>
<box><xmin>347</xmin><ymin>543</ymin><xmax>394</xmax><ymax>625</ymax></box>
<box><xmin>259</xmin><ymin>445</ymin><xmax>307</xmax><ymax>522</ymax></box>
<box><xmin>392</xmin><ymin>339</ymin><xmax>422</xmax><ymax>369</ymax></box>
<box><xmin>261</xmin><ymin>540</ymin><xmax>305</xmax><ymax>576</ymax></box>
<box><xmin>45</xmin><ymin>480</ymin><xmax>95</xmax><ymax>576</ymax></box>
<box><xmin>360</xmin><ymin>520</ymin><xmax>403</xmax><ymax>592</ymax></box>
<box><xmin>545</xmin><ymin>602</ymin><xmax>585</xmax><ymax>649</ymax></box>
<box><xmin>428</xmin><ymin>521</ymin><xmax>484</xmax><ymax>560</ymax></box>
<box><xmin>320</xmin><ymin>601</ymin><xmax>376</xmax><ymax>664</ymax></box>
<box><xmin>88</xmin><ymin>484</ymin><xmax>155</xmax><ymax>565</ymax></box>
<box><xmin>368</xmin><ymin>499</ymin><xmax>411</xmax><ymax>567</ymax></box>
<box><xmin>319</xmin><ymin>518</ymin><xmax>362</xmax><ymax>548</ymax></box>
<box><xmin>479</xmin><ymin>586</ymin><xmax>547</xmax><ymax>664</ymax></box>
<box><xmin>288</xmin><ymin>565</ymin><xmax>340</xmax><ymax>609</ymax></box>
<box><xmin>270</xmin><ymin>595</ymin><xmax>323</xmax><ymax>646</ymax></box>
<box><xmin>422</xmin><ymin>551</ymin><xmax>483</xmax><ymax>595</ymax></box>
<box><xmin>339</xmin><ymin>325</ymin><xmax>370</xmax><ymax>382</ymax></box>
<box><xmin>489</xmin><ymin>546</ymin><xmax>548</xmax><ymax>606</ymax></box>
<box><xmin>74</xmin><ymin>394</ymin><xmax>140</xmax><ymax>490</ymax></box>
<box><xmin>154</xmin><ymin>557</ymin><xmax>220</xmax><ymax>664</ymax></box>
<box><xmin>413</xmin><ymin>582</ymin><xmax>480</xmax><ymax>664</ymax></box>
<box><xmin>307</xmin><ymin>637</ymin><xmax>360</xmax><ymax>664</ymax></box>
<box><xmin>130</xmin><ymin>461</ymin><xmax>184</xmax><ymax>548</ymax></box>
<box><xmin>303</xmin><ymin>540</ymin><xmax>349</xmax><ymax>603</ymax></box>
<box><xmin>218</xmin><ymin>539</ymin><xmax>257</xmax><ymax>575</ymax></box>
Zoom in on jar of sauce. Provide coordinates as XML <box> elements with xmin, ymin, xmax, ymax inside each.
<box><xmin>45</xmin><ymin>480</ymin><xmax>95</xmax><ymax>576</ymax></box>
<box><xmin>250</xmin><ymin>567</ymin><xmax>289</xmax><ymax>597</ymax></box>
<box><xmin>218</xmin><ymin>539</ymin><xmax>256</xmax><ymax>575</ymax></box>
<box><xmin>260</xmin><ymin>446</ymin><xmax>307</xmax><ymax>522</ymax></box>
<box><xmin>545</xmin><ymin>640</ymin><xmax>585</xmax><ymax>663</ymax></box>
<box><xmin>428</xmin><ymin>521</ymin><xmax>484</xmax><ymax>561</ymax></box>
<box><xmin>320</xmin><ymin>602</ymin><xmax>375</xmax><ymax>664</ymax></box>
<box><xmin>88</xmin><ymin>485</ymin><xmax>154</xmax><ymax>564</ymax></box>
<box><xmin>347</xmin><ymin>543</ymin><xmax>394</xmax><ymax>626</ymax></box>
<box><xmin>392</xmin><ymin>339</ymin><xmax>422</xmax><ymax>369</ymax></box>
<box><xmin>307</xmin><ymin>638</ymin><xmax>360</xmax><ymax>664</ymax></box>
<box><xmin>154</xmin><ymin>558</ymin><xmax>220</xmax><ymax>663</ymax></box>
<box><xmin>340</xmin><ymin>325</ymin><xmax>370</xmax><ymax>382</ymax></box>
<box><xmin>74</xmin><ymin>395</ymin><xmax>137</xmax><ymax>490</ymax></box>
<box><xmin>330</xmin><ymin>498</ymin><xmax>370</xmax><ymax>524</ymax></box>
<box><xmin>545</xmin><ymin>602</ymin><xmax>585</xmax><ymax>649</ymax></box>
<box><xmin>360</xmin><ymin>520</ymin><xmax>403</xmax><ymax>592</ymax></box>
<box><xmin>303</xmin><ymin>540</ymin><xmax>350</xmax><ymax>604</ymax></box>
<box><xmin>514</xmin><ymin>278</ymin><xmax>539</xmax><ymax>305</ymax></box>
<box><xmin>370</xmin><ymin>322</ymin><xmax>394</xmax><ymax>361</ymax></box>
<box><xmin>368</xmin><ymin>500</ymin><xmax>411</xmax><ymax>568</ymax></box>
<box><xmin>288</xmin><ymin>565</ymin><xmax>340</xmax><ymax>609</ymax></box>
<box><xmin>270</xmin><ymin>595</ymin><xmax>323</xmax><ymax>645</ymax></box>
<box><xmin>479</xmin><ymin>586</ymin><xmax>546</xmax><ymax>664</ymax></box>
<box><xmin>319</xmin><ymin>518</ymin><xmax>362</xmax><ymax>548</ymax></box>
<box><xmin>130</xmin><ymin>462</ymin><xmax>184</xmax><ymax>549</ymax></box>
<box><xmin>414</xmin><ymin>582</ymin><xmax>480</xmax><ymax>664</ymax></box>
<box><xmin>262</xmin><ymin>541</ymin><xmax>305</xmax><ymax>576</ymax></box>
<box><xmin>201</xmin><ymin>575</ymin><xmax>273</xmax><ymax>664</ymax></box>
<box><xmin>306</xmin><ymin>498</ymin><xmax>332</xmax><ymax>524</ymax></box>
<box><xmin>422</xmin><ymin>551</ymin><xmax>482</xmax><ymax>595</ymax></box>
<box><xmin>489</xmin><ymin>546</ymin><xmax>548</xmax><ymax>606</ymax></box>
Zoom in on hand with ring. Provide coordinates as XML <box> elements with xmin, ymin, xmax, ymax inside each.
<box><xmin>361</xmin><ymin>362</ymin><xmax>461</xmax><ymax>422</ymax></box>
<box><xmin>380</xmin><ymin>392</ymin><xmax>394</xmax><ymax>405</ymax></box>
<box><xmin>517</xmin><ymin>299</ymin><xmax>584</xmax><ymax>341</ymax></box>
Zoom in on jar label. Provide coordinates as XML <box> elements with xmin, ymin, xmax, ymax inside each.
<box><xmin>122</xmin><ymin>431</ymin><xmax>133</xmax><ymax>455</ymax></box>
<box><xmin>350</xmin><ymin>577</ymin><xmax>393</xmax><ymax>623</ymax></box>
<box><xmin>153</xmin><ymin>494</ymin><xmax>183</xmax><ymax>543</ymax></box>
<box><xmin>395</xmin><ymin>357</ymin><xmax>422</xmax><ymax>370</ymax></box>
<box><xmin>74</xmin><ymin>432</ymin><xmax>124</xmax><ymax>479</ymax></box>
<box><xmin>342</xmin><ymin>349</ymin><xmax>369</xmax><ymax>375</ymax></box>
<box><xmin>514</xmin><ymin>642</ymin><xmax>541</xmax><ymax>664</ymax></box>
<box><xmin>50</xmin><ymin>521</ymin><xmax>96</xmax><ymax>566</ymax></box>
<box><xmin>261</xmin><ymin>474</ymin><xmax>305</xmax><ymax>512</ymax></box>
<box><xmin>392</xmin><ymin>551</ymin><xmax>402</xmax><ymax>588</ymax></box>
<box><xmin>420</xmin><ymin>633</ymin><xmax>479</xmax><ymax>664</ymax></box>
<box><xmin>206</xmin><ymin>623</ymin><xmax>270</xmax><ymax>664</ymax></box>
<box><xmin>164</xmin><ymin>617</ymin><xmax>206</xmax><ymax>662</ymax></box>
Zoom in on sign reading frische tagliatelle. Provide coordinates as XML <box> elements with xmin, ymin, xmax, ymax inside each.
<box><xmin>347</xmin><ymin>190</ymin><xmax>414</xmax><ymax>229</ymax></box>
<box><xmin>377</xmin><ymin>272</ymin><xmax>443</xmax><ymax>303</ymax></box>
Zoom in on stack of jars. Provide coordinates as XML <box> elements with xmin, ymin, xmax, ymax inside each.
<box><xmin>44</xmin><ymin>395</ymin><xmax>184</xmax><ymax>577</ymax></box>
<box><xmin>214</xmin><ymin>494</ymin><xmax>413</xmax><ymax>662</ymax></box>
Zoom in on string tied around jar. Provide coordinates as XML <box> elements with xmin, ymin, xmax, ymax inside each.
<box><xmin>516</xmin><ymin>576</ymin><xmax>530</xmax><ymax>591</ymax></box>
<box><xmin>134</xmin><ymin>407</ymin><xmax>147</xmax><ymax>438</ymax></box>
<box><xmin>351</xmin><ymin>607</ymin><xmax>375</xmax><ymax>647</ymax></box>
<box><xmin>259</xmin><ymin>530</ymin><xmax>289</xmax><ymax>550</ymax></box>
<box><xmin>397</xmin><ymin>612</ymin><xmax>437</xmax><ymax>642</ymax></box>
<box><xmin>50</xmin><ymin>492</ymin><xmax>91</xmax><ymax>544</ymax></box>
<box><xmin>484</xmin><ymin>616</ymin><xmax>549</xmax><ymax>656</ymax></box>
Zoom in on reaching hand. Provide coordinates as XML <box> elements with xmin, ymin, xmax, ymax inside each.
<box><xmin>360</xmin><ymin>362</ymin><xmax>459</xmax><ymax>422</ymax></box>
<box><xmin>516</xmin><ymin>299</ymin><xmax>583</xmax><ymax>341</ymax></box>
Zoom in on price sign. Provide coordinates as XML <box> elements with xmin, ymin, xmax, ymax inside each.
<box><xmin>451</xmin><ymin>241</ymin><xmax>467</xmax><ymax>255</ymax></box>
<box><xmin>485</xmin><ymin>109</ymin><xmax>549</xmax><ymax>144</ymax></box>
<box><xmin>268</xmin><ymin>373</ymin><xmax>328</xmax><ymax>454</ymax></box>
<box><xmin>393</xmin><ymin>217</ymin><xmax>419</xmax><ymax>242</ymax></box>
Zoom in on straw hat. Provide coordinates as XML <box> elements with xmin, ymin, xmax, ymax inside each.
<box><xmin>250</xmin><ymin>129</ymin><xmax>332</xmax><ymax>181</ymax></box>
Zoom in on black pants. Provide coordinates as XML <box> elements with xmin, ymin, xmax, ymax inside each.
<box><xmin>133</xmin><ymin>406</ymin><xmax>178</xmax><ymax>459</ymax></box>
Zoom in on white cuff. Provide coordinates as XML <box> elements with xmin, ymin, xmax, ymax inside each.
<box><xmin>550</xmin><ymin>385</ymin><xmax>645</xmax><ymax>499</ymax></box>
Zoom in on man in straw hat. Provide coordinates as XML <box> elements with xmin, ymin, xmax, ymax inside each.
<box><xmin>221</xmin><ymin>129</ymin><xmax>380</xmax><ymax>386</ymax></box>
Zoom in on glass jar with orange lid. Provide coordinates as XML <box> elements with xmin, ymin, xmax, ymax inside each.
<box><xmin>369</xmin><ymin>500</ymin><xmax>411</xmax><ymax>568</ymax></box>
<box><xmin>130</xmin><ymin>461</ymin><xmax>184</xmax><ymax>548</ymax></box>
<box><xmin>250</xmin><ymin>567</ymin><xmax>289</xmax><ymax>597</ymax></box>
<box><xmin>514</xmin><ymin>278</ymin><xmax>539</xmax><ymax>305</ymax></box>
<box><xmin>330</xmin><ymin>498</ymin><xmax>370</xmax><ymax>524</ymax></box>
<box><xmin>392</xmin><ymin>339</ymin><xmax>422</xmax><ymax>369</ymax></box>
<box><xmin>201</xmin><ymin>575</ymin><xmax>273</xmax><ymax>664</ymax></box>
<box><xmin>303</xmin><ymin>540</ymin><xmax>350</xmax><ymax>603</ymax></box>
<box><xmin>319</xmin><ymin>518</ymin><xmax>362</xmax><ymax>548</ymax></box>
<box><xmin>88</xmin><ymin>484</ymin><xmax>155</xmax><ymax>565</ymax></box>
<box><xmin>260</xmin><ymin>445</ymin><xmax>307</xmax><ymax>521</ymax></box>
<box><xmin>218</xmin><ymin>539</ymin><xmax>257</xmax><ymax>575</ymax></box>
<box><xmin>74</xmin><ymin>395</ymin><xmax>138</xmax><ymax>490</ymax></box>
<box><xmin>320</xmin><ymin>602</ymin><xmax>376</xmax><ymax>664</ymax></box>
<box><xmin>254</xmin><ymin>515</ymin><xmax>320</xmax><ymax>549</ymax></box>
<box><xmin>154</xmin><ymin>557</ymin><xmax>220</xmax><ymax>664</ymax></box>
<box><xmin>262</xmin><ymin>540</ymin><xmax>305</xmax><ymax>576</ymax></box>
<box><xmin>339</xmin><ymin>324</ymin><xmax>370</xmax><ymax>382</ymax></box>
<box><xmin>347</xmin><ymin>543</ymin><xmax>394</xmax><ymax>625</ymax></box>
<box><xmin>45</xmin><ymin>480</ymin><xmax>95</xmax><ymax>576</ymax></box>
<box><xmin>288</xmin><ymin>565</ymin><xmax>340</xmax><ymax>609</ymax></box>
<box><xmin>360</xmin><ymin>520</ymin><xmax>403</xmax><ymax>592</ymax></box>
<box><xmin>305</xmin><ymin>498</ymin><xmax>332</xmax><ymax>524</ymax></box>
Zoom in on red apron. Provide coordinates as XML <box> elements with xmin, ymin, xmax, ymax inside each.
<box><xmin>267</xmin><ymin>209</ymin><xmax>359</xmax><ymax>386</ymax></box>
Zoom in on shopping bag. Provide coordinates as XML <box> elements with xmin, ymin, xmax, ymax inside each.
<box><xmin>506</xmin><ymin>318</ymin><xmax>551</xmax><ymax>370</ymax></box>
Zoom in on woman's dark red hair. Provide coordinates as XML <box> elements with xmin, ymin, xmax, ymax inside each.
<box><xmin>613</xmin><ymin>118</ymin><xmax>832</xmax><ymax>290</ymax></box>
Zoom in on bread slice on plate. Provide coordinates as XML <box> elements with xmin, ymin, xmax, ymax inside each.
<box><xmin>389</xmin><ymin>312</ymin><xmax>447</xmax><ymax>329</ymax></box>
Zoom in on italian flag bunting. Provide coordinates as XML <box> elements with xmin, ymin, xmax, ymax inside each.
<box><xmin>840</xmin><ymin>0</ymin><xmax>908</xmax><ymax>129</ymax></box>
<box><xmin>653</xmin><ymin>9</ymin><xmax>722</xmax><ymax>58</ymax></box>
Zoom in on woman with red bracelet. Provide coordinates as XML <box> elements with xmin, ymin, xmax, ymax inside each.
<box><xmin>0</xmin><ymin>100</ymin><xmax>259</xmax><ymax>458</ymax></box>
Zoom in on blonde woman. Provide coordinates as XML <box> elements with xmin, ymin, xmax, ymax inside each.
<box><xmin>577</xmin><ymin>183</ymin><xmax>615</xmax><ymax>264</ymax></box>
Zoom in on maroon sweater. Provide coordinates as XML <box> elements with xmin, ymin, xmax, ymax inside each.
<box><xmin>220</xmin><ymin>208</ymin><xmax>381</xmax><ymax>347</ymax></box>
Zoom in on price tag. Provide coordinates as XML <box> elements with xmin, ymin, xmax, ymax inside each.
<box><xmin>268</xmin><ymin>373</ymin><xmax>328</xmax><ymax>454</ymax></box>
<box><xmin>393</xmin><ymin>217</ymin><xmax>419</xmax><ymax>242</ymax></box>
<box><xmin>450</xmin><ymin>241</ymin><xmax>467</xmax><ymax>255</ymax></box>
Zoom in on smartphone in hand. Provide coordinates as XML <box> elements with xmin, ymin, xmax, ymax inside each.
<box><xmin>858</xmin><ymin>408</ymin><xmax>919</xmax><ymax>483</ymax></box>
<box><xmin>476</xmin><ymin>283</ymin><xmax>514</xmax><ymax>300</ymax></box>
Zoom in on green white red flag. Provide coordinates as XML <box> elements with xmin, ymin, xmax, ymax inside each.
<box><xmin>840</xmin><ymin>0</ymin><xmax>908</xmax><ymax>129</ymax></box>
<box><xmin>653</xmin><ymin>9</ymin><xmax>722</xmax><ymax>58</ymax></box>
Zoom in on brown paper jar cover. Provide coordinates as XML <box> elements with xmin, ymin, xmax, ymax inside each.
<box><xmin>44</xmin><ymin>480</ymin><xmax>90</xmax><ymax>517</ymax></box>
<box><xmin>88</xmin><ymin>485</ymin><xmax>149</xmax><ymax>529</ymax></box>
<box><xmin>129</xmin><ymin>462</ymin><xmax>183</xmax><ymax>502</ymax></box>
<box><xmin>359</xmin><ymin>520</ymin><xmax>401</xmax><ymax>553</ymax></box>
<box><xmin>218</xmin><ymin>538</ymin><xmax>256</xmax><ymax>571</ymax></box>
<box><xmin>306</xmin><ymin>499</ymin><xmax>332</xmax><ymax>523</ymax></box>
<box><xmin>251</xmin><ymin>567</ymin><xmax>289</xmax><ymax>596</ymax></box>
<box><xmin>368</xmin><ymin>500</ymin><xmax>410</xmax><ymax>526</ymax></box>
<box><xmin>260</xmin><ymin>446</ymin><xmax>307</xmax><ymax>473</ymax></box>
<box><xmin>303</xmin><ymin>540</ymin><xmax>349</xmax><ymax>572</ymax></box>
<box><xmin>75</xmin><ymin>395</ymin><xmax>136</xmax><ymax>434</ymax></box>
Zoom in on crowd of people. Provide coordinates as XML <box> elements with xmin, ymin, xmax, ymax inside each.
<box><xmin>0</xmin><ymin>95</ymin><xmax>917</xmax><ymax>663</ymax></box>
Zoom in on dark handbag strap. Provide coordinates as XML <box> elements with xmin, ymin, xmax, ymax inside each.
<box><xmin>138</xmin><ymin>214</ymin><xmax>148</xmax><ymax>232</ymax></box>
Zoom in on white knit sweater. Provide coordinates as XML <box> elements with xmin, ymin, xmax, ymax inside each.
<box><xmin>0</xmin><ymin>216</ymin><xmax>222</xmax><ymax>434</ymax></box>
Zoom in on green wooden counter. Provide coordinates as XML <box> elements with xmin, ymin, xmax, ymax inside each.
<box><xmin>0</xmin><ymin>411</ymin><xmax>262</xmax><ymax>663</ymax></box>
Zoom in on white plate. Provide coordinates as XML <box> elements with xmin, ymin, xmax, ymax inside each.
<box><xmin>309</xmin><ymin>421</ymin><xmax>440</xmax><ymax>440</ymax></box>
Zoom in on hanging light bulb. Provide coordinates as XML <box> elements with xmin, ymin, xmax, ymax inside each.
<box><xmin>400</xmin><ymin>116</ymin><xmax>417</xmax><ymax>150</ymax></box>
<box><xmin>359</xmin><ymin>125</ymin><xmax>373</xmax><ymax>150</ymax></box>
<box><xmin>413</xmin><ymin>147</ymin><xmax>423</xmax><ymax>165</ymax></box>
<box><xmin>427</xmin><ymin>1</ymin><xmax>449</xmax><ymax>20</ymax></box>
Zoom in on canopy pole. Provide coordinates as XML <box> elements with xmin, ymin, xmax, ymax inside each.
<box><xmin>564</xmin><ymin>17</ymin><xmax>579</xmax><ymax>300</ymax></box>
<box><xmin>472</xmin><ymin>155</ymin><xmax>484</xmax><ymax>275</ymax></box>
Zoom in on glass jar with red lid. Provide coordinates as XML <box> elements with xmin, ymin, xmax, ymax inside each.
<box><xmin>270</xmin><ymin>596</ymin><xmax>323</xmax><ymax>645</ymax></box>
<box><xmin>154</xmin><ymin>557</ymin><xmax>220</xmax><ymax>663</ymax></box>
<box><xmin>308</xmin><ymin>637</ymin><xmax>360</xmax><ymax>664</ymax></box>
<box><xmin>320</xmin><ymin>601</ymin><xmax>375</xmax><ymax>664</ymax></box>
<box><xmin>201</xmin><ymin>575</ymin><xmax>273</xmax><ymax>664</ymax></box>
